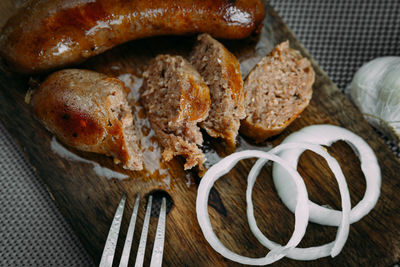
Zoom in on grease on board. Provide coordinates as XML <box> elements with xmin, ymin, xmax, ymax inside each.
<box><xmin>50</xmin><ymin>137</ymin><xmax>129</xmax><ymax>180</ymax></box>
<box><xmin>118</xmin><ymin>73</ymin><xmax>171</xmax><ymax>186</ymax></box>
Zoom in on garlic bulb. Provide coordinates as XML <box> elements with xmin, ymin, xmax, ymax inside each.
<box><xmin>349</xmin><ymin>57</ymin><xmax>400</xmax><ymax>144</ymax></box>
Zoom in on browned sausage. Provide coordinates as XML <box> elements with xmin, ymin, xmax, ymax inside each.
<box><xmin>30</xmin><ymin>69</ymin><xmax>143</xmax><ymax>170</ymax></box>
<box><xmin>240</xmin><ymin>41</ymin><xmax>315</xmax><ymax>143</ymax></box>
<box><xmin>190</xmin><ymin>33</ymin><xmax>245</xmax><ymax>146</ymax></box>
<box><xmin>0</xmin><ymin>0</ymin><xmax>265</xmax><ymax>74</ymax></box>
<box><xmin>140</xmin><ymin>54</ymin><xmax>211</xmax><ymax>170</ymax></box>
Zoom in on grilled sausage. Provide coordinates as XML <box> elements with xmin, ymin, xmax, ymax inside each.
<box><xmin>140</xmin><ymin>55</ymin><xmax>210</xmax><ymax>170</ymax></box>
<box><xmin>190</xmin><ymin>33</ymin><xmax>245</xmax><ymax>146</ymax></box>
<box><xmin>240</xmin><ymin>41</ymin><xmax>315</xmax><ymax>143</ymax></box>
<box><xmin>0</xmin><ymin>0</ymin><xmax>265</xmax><ymax>74</ymax></box>
<box><xmin>30</xmin><ymin>69</ymin><xmax>143</xmax><ymax>170</ymax></box>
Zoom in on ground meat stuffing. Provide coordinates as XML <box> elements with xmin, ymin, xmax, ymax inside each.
<box><xmin>240</xmin><ymin>41</ymin><xmax>315</xmax><ymax>142</ymax></box>
<box><xmin>190</xmin><ymin>33</ymin><xmax>245</xmax><ymax>146</ymax></box>
<box><xmin>140</xmin><ymin>55</ymin><xmax>210</xmax><ymax>169</ymax></box>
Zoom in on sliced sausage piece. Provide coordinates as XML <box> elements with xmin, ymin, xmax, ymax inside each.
<box><xmin>240</xmin><ymin>41</ymin><xmax>315</xmax><ymax>143</ymax></box>
<box><xmin>0</xmin><ymin>0</ymin><xmax>265</xmax><ymax>74</ymax></box>
<box><xmin>30</xmin><ymin>69</ymin><xmax>143</xmax><ymax>170</ymax></box>
<box><xmin>190</xmin><ymin>33</ymin><xmax>245</xmax><ymax>146</ymax></box>
<box><xmin>140</xmin><ymin>55</ymin><xmax>210</xmax><ymax>170</ymax></box>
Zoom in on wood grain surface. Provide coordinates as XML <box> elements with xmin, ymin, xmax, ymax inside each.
<box><xmin>0</xmin><ymin>1</ymin><xmax>399</xmax><ymax>266</ymax></box>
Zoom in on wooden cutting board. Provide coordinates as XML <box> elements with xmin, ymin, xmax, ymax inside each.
<box><xmin>0</xmin><ymin>1</ymin><xmax>399</xmax><ymax>266</ymax></box>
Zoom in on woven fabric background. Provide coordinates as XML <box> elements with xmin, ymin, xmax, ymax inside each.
<box><xmin>271</xmin><ymin>0</ymin><xmax>400</xmax><ymax>158</ymax></box>
<box><xmin>0</xmin><ymin>1</ymin><xmax>399</xmax><ymax>266</ymax></box>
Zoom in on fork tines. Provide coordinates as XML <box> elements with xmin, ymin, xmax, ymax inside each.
<box><xmin>99</xmin><ymin>194</ymin><xmax>167</xmax><ymax>267</ymax></box>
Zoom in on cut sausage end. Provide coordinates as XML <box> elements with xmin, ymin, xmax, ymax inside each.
<box><xmin>31</xmin><ymin>69</ymin><xmax>143</xmax><ymax>171</ymax></box>
<box><xmin>190</xmin><ymin>33</ymin><xmax>245</xmax><ymax>146</ymax></box>
<box><xmin>140</xmin><ymin>55</ymin><xmax>210</xmax><ymax>169</ymax></box>
<box><xmin>240</xmin><ymin>41</ymin><xmax>315</xmax><ymax>143</ymax></box>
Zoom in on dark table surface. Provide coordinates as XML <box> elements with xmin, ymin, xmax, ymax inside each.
<box><xmin>0</xmin><ymin>1</ymin><xmax>399</xmax><ymax>266</ymax></box>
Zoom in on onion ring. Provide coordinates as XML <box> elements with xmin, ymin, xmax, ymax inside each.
<box><xmin>196</xmin><ymin>150</ymin><xmax>310</xmax><ymax>265</ymax></box>
<box><xmin>272</xmin><ymin>124</ymin><xmax>381</xmax><ymax>226</ymax></box>
<box><xmin>247</xmin><ymin>143</ymin><xmax>351</xmax><ymax>260</ymax></box>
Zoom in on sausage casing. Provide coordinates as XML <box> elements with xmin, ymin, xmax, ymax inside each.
<box><xmin>0</xmin><ymin>0</ymin><xmax>265</xmax><ymax>73</ymax></box>
<box><xmin>30</xmin><ymin>69</ymin><xmax>143</xmax><ymax>170</ymax></box>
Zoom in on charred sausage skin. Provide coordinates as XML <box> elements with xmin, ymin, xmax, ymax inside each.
<box><xmin>31</xmin><ymin>69</ymin><xmax>143</xmax><ymax>170</ymax></box>
<box><xmin>0</xmin><ymin>0</ymin><xmax>265</xmax><ymax>73</ymax></box>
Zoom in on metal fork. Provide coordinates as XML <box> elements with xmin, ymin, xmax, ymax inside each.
<box><xmin>99</xmin><ymin>194</ymin><xmax>167</xmax><ymax>267</ymax></box>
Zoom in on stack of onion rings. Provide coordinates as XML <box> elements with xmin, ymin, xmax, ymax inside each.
<box><xmin>196</xmin><ymin>125</ymin><xmax>381</xmax><ymax>265</ymax></box>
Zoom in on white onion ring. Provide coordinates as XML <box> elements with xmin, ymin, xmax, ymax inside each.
<box><xmin>196</xmin><ymin>150</ymin><xmax>310</xmax><ymax>265</ymax></box>
<box><xmin>247</xmin><ymin>143</ymin><xmax>351</xmax><ymax>260</ymax></box>
<box><xmin>272</xmin><ymin>124</ymin><xmax>381</xmax><ymax>226</ymax></box>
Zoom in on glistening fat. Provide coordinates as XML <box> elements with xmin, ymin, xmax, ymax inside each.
<box><xmin>0</xmin><ymin>0</ymin><xmax>265</xmax><ymax>73</ymax></box>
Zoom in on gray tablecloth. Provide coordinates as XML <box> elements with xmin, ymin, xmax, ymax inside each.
<box><xmin>1</xmin><ymin>1</ymin><xmax>399</xmax><ymax>266</ymax></box>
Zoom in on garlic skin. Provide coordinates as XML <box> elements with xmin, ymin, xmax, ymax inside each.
<box><xmin>349</xmin><ymin>57</ymin><xmax>400</xmax><ymax>145</ymax></box>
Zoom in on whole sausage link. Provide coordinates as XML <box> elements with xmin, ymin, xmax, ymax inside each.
<box><xmin>0</xmin><ymin>0</ymin><xmax>265</xmax><ymax>73</ymax></box>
